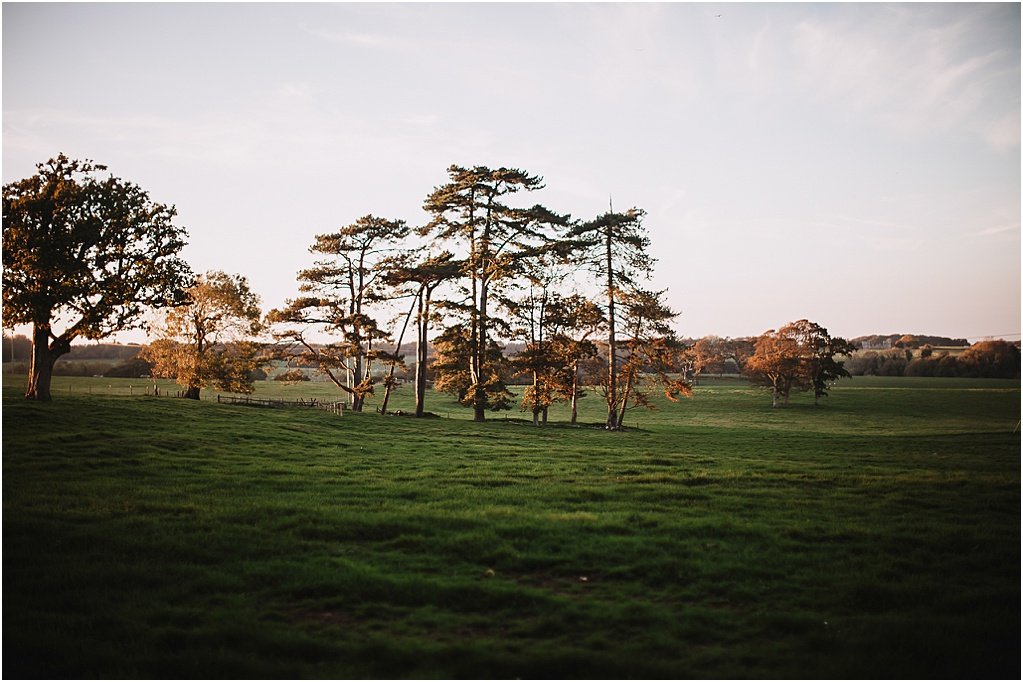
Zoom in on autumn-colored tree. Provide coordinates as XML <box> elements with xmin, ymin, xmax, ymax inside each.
<box><xmin>894</xmin><ymin>334</ymin><xmax>921</xmax><ymax>349</ymax></box>
<box><xmin>568</xmin><ymin>207</ymin><xmax>654</xmax><ymax>429</ymax></box>
<box><xmin>547</xmin><ymin>294</ymin><xmax>604</xmax><ymax>424</ymax></box>
<box><xmin>688</xmin><ymin>336</ymin><xmax>730</xmax><ymax>380</ymax></box>
<box><xmin>610</xmin><ymin>287</ymin><xmax>692</xmax><ymax>428</ymax></box>
<box><xmin>744</xmin><ymin>328</ymin><xmax>807</xmax><ymax>407</ymax></box>
<box><xmin>745</xmin><ymin>320</ymin><xmax>852</xmax><ymax>406</ymax></box>
<box><xmin>957</xmin><ymin>340</ymin><xmax>1021</xmax><ymax>379</ymax></box>
<box><xmin>2</xmin><ymin>154</ymin><xmax>192</xmax><ymax>400</ymax></box>
<box><xmin>268</xmin><ymin>215</ymin><xmax>408</xmax><ymax>411</ymax></box>
<box><xmin>141</xmin><ymin>271</ymin><xmax>263</xmax><ymax>400</ymax></box>
<box><xmin>431</xmin><ymin>323</ymin><xmax>512</xmax><ymax>411</ymax></box>
<box><xmin>686</xmin><ymin>336</ymin><xmax>757</xmax><ymax>379</ymax></box>
<box><xmin>505</xmin><ymin>262</ymin><xmax>567</xmax><ymax>426</ymax></box>
<box><xmin>422</xmin><ymin>165</ymin><xmax>567</xmax><ymax>422</ymax></box>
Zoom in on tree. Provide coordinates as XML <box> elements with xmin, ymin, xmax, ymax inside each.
<box><xmin>545</xmin><ymin>294</ymin><xmax>604</xmax><ymax>425</ymax></box>
<box><xmin>568</xmin><ymin>207</ymin><xmax>654</xmax><ymax>429</ymax></box>
<box><xmin>958</xmin><ymin>340</ymin><xmax>1021</xmax><ymax>379</ymax></box>
<box><xmin>610</xmin><ymin>287</ymin><xmax>692</xmax><ymax>429</ymax></box>
<box><xmin>785</xmin><ymin>319</ymin><xmax>856</xmax><ymax>405</ymax></box>
<box><xmin>379</xmin><ymin>251</ymin><xmax>459</xmax><ymax>417</ymax></box>
<box><xmin>141</xmin><ymin>271</ymin><xmax>263</xmax><ymax>400</ymax></box>
<box><xmin>431</xmin><ymin>322</ymin><xmax>512</xmax><ymax>411</ymax></box>
<box><xmin>745</xmin><ymin>320</ymin><xmax>852</xmax><ymax>407</ymax></box>
<box><xmin>687</xmin><ymin>336</ymin><xmax>757</xmax><ymax>379</ymax></box>
<box><xmin>2</xmin><ymin>154</ymin><xmax>192</xmax><ymax>400</ymax></box>
<box><xmin>422</xmin><ymin>165</ymin><xmax>566</xmax><ymax>422</ymax></box>
<box><xmin>744</xmin><ymin>328</ymin><xmax>807</xmax><ymax>407</ymax></box>
<box><xmin>268</xmin><ymin>215</ymin><xmax>408</xmax><ymax>411</ymax></box>
<box><xmin>2</xmin><ymin>334</ymin><xmax>33</xmax><ymax>362</ymax></box>
<box><xmin>506</xmin><ymin>263</ymin><xmax>564</xmax><ymax>426</ymax></box>
<box><xmin>688</xmin><ymin>336</ymin><xmax>730</xmax><ymax>380</ymax></box>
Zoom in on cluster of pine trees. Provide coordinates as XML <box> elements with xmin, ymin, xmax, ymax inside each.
<box><xmin>262</xmin><ymin>165</ymin><xmax>689</xmax><ymax>429</ymax></box>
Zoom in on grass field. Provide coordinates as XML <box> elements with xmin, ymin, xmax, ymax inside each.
<box><xmin>3</xmin><ymin>373</ymin><xmax>1020</xmax><ymax>678</ymax></box>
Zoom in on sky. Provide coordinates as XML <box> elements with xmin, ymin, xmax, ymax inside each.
<box><xmin>2</xmin><ymin>2</ymin><xmax>1020</xmax><ymax>343</ymax></box>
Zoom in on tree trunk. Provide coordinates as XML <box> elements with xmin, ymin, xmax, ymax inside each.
<box><xmin>183</xmin><ymin>386</ymin><xmax>201</xmax><ymax>400</ymax></box>
<box><xmin>25</xmin><ymin>325</ymin><xmax>67</xmax><ymax>401</ymax></box>
<box><xmin>605</xmin><ymin>220</ymin><xmax>618</xmax><ymax>429</ymax></box>
<box><xmin>532</xmin><ymin>370</ymin><xmax>541</xmax><ymax>427</ymax></box>
<box><xmin>381</xmin><ymin>291</ymin><xmax>418</xmax><ymax>415</ymax></box>
<box><xmin>615</xmin><ymin>369</ymin><xmax>635</xmax><ymax>429</ymax></box>
<box><xmin>415</xmin><ymin>290</ymin><xmax>429</xmax><ymax>418</ymax></box>
<box><xmin>570</xmin><ymin>359</ymin><xmax>580</xmax><ymax>424</ymax></box>
<box><xmin>771</xmin><ymin>387</ymin><xmax>779</xmax><ymax>408</ymax></box>
<box><xmin>542</xmin><ymin>406</ymin><xmax>549</xmax><ymax>426</ymax></box>
<box><xmin>473</xmin><ymin>282</ymin><xmax>489</xmax><ymax>423</ymax></box>
<box><xmin>472</xmin><ymin>395</ymin><xmax>487</xmax><ymax>422</ymax></box>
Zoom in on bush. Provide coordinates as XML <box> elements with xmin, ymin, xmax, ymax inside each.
<box><xmin>845</xmin><ymin>350</ymin><xmax>909</xmax><ymax>376</ymax></box>
<box><xmin>52</xmin><ymin>361</ymin><xmax>95</xmax><ymax>377</ymax></box>
<box><xmin>104</xmin><ymin>357</ymin><xmax>154</xmax><ymax>378</ymax></box>
<box><xmin>274</xmin><ymin>369</ymin><xmax>310</xmax><ymax>382</ymax></box>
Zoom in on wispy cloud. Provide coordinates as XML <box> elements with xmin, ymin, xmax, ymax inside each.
<box><xmin>790</xmin><ymin>6</ymin><xmax>1020</xmax><ymax>151</ymax></box>
<box><xmin>297</xmin><ymin>23</ymin><xmax>395</xmax><ymax>49</ymax></box>
<box><xmin>966</xmin><ymin>223</ymin><xmax>1020</xmax><ymax>240</ymax></box>
<box><xmin>3</xmin><ymin>108</ymin><xmax>267</xmax><ymax>168</ymax></box>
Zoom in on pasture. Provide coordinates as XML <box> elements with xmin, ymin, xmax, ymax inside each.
<box><xmin>2</xmin><ymin>375</ymin><xmax>1019</xmax><ymax>678</ymax></box>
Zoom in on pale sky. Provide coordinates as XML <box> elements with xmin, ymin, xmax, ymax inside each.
<box><xmin>3</xmin><ymin>2</ymin><xmax>1020</xmax><ymax>342</ymax></box>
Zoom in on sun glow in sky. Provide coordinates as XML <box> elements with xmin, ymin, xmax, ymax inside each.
<box><xmin>3</xmin><ymin>2</ymin><xmax>1020</xmax><ymax>342</ymax></box>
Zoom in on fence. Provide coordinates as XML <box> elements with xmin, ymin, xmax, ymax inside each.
<box><xmin>216</xmin><ymin>394</ymin><xmax>346</xmax><ymax>415</ymax></box>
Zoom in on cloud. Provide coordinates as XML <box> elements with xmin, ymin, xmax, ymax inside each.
<box><xmin>2</xmin><ymin>108</ymin><xmax>267</xmax><ymax>169</ymax></box>
<box><xmin>789</xmin><ymin>6</ymin><xmax>1020</xmax><ymax>151</ymax></box>
<box><xmin>297</xmin><ymin>23</ymin><xmax>394</xmax><ymax>49</ymax></box>
<box><xmin>965</xmin><ymin>222</ymin><xmax>1020</xmax><ymax>241</ymax></box>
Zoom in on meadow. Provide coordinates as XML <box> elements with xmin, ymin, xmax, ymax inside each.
<box><xmin>3</xmin><ymin>373</ymin><xmax>1020</xmax><ymax>678</ymax></box>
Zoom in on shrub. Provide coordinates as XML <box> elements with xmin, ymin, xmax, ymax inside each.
<box><xmin>104</xmin><ymin>357</ymin><xmax>154</xmax><ymax>378</ymax></box>
<box><xmin>274</xmin><ymin>369</ymin><xmax>310</xmax><ymax>382</ymax></box>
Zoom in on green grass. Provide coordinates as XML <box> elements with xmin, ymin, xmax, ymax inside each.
<box><xmin>3</xmin><ymin>375</ymin><xmax>1019</xmax><ymax>678</ymax></box>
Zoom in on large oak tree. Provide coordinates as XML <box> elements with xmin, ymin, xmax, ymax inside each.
<box><xmin>2</xmin><ymin>154</ymin><xmax>191</xmax><ymax>400</ymax></box>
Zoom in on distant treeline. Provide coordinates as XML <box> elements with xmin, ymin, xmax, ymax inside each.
<box><xmin>2</xmin><ymin>335</ymin><xmax>142</xmax><ymax>362</ymax></box>
<box><xmin>4</xmin><ymin>334</ymin><xmax>1018</xmax><ymax>380</ymax></box>
<box><xmin>845</xmin><ymin>341</ymin><xmax>1019</xmax><ymax>379</ymax></box>
<box><xmin>850</xmin><ymin>334</ymin><xmax>969</xmax><ymax>349</ymax></box>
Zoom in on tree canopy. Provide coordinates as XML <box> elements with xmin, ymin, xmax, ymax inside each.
<box><xmin>142</xmin><ymin>271</ymin><xmax>263</xmax><ymax>400</ymax></box>
<box><xmin>2</xmin><ymin>154</ymin><xmax>192</xmax><ymax>400</ymax></box>
<box><xmin>267</xmin><ymin>215</ymin><xmax>409</xmax><ymax>412</ymax></box>
<box><xmin>744</xmin><ymin>320</ymin><xmax>854</xmax><ymax>407</ymax></box>
<box><xmin>421</xmin><ymin>165</ymin><xmax>568</xmax><ymax>422</ymax></box>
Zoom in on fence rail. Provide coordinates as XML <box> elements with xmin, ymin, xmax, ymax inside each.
<box><xmin>216</xmin><ymin>394</ymin><xmax>345</xmax><ymax>415</ymax></box>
